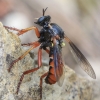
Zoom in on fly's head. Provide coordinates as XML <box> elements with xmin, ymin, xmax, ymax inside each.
<box><xmin>34</xmin><ymin>7</ymin><xmax>51</xmax><ymax>27</ymax></box>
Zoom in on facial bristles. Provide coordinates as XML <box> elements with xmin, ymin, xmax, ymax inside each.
<box><xmin>35</xmin><ymin>18</ymin><xmax>39</xmax><ymax>20</ymax></box>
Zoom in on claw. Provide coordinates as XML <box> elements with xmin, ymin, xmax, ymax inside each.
<box><xmin>7</xmin><ymin>68</ymin><xmax>11</xmax><ymax>72</ymax></box>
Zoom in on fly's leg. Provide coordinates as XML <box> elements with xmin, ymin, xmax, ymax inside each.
<box><xmin>38</xmin><ymin>48</ymin><xmax>42</xmax><ymax>67</ymax></box>
<box><xmin>38</xmin><ymin>48</ymin><xmax>50</xmax><ymax>100</ymax></box>
<box><xmin>4</xmin><ymin>26</ymin><xmax>20</xmax><ymax>31</ymax></box>
<box><xmin>21</xmin><ymin>42</ymin><xmax>37</xmax><ymax>46</ymax></box>
<box><xmin>40</xmin><ymin>72</ymin><xmax>48</xmax><ymax>99</ymax></box>
<box><xmin>38</xmin><ymin>47</ymin><xmax>49</xmax><ymax>67</ymax></box>
<box><xmin>16</xmin><ymin>47</ymin><xmax>42</xmax><ymax>94</ymax></box>
<box><xmin>39</xmin><ymin>48</ymin><xmax>49</xmax><ymax>99</ymax></box>
<box><xmin>17</xmin><ymin>27</ymin><xmax>40</xmax><ymax>38</ymax></box>
<box><xmin>16</xmin><ymin>67</ymin><xmax>40</xmax><ymax>94</ymax></box>
<box><xmin>4</xmin><ymin>26</ymin><xmax>40</xmax><ymax>38</ymax></box>
<box><xmin>8</xmin><ymin>41</ymin><xmax>40</xmax><ymax>72</ymax></box>
<box><xmin>16</xmin><ymin>47</ymin><xmax>49</xmax><ymax>97</ymax></box>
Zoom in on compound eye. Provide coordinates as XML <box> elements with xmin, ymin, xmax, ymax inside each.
<box><xmin>34</xmin><ymin>17</ymin><xmax>44</xmax><ymax>25</ymax></box>
<box><xmin>38</xmin><ymin>17</ymin><xmax>44</xmax><ymax>23</ymax></box>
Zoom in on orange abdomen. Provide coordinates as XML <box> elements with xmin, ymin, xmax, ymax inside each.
<box><xmin>45</xmin><ymin>66</ymin><xmax>56</xmax><ymax>84</ymax></box>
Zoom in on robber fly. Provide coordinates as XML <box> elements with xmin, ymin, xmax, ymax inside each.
<box><xmin>4</xmin><ymin>7</ymin><xmax>96</xmax><ymax>99</ymax></box>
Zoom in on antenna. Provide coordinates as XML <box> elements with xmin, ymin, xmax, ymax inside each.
<box><xmin>43</xmin><ymin>7</ymin><xmax>48</xmax><ymax>16</ymax></box>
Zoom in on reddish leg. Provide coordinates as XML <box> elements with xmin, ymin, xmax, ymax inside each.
<box><xmin>4</xmin><ymin>26</ymin><xmax>40</xmax><ymax>38</ymax></box>
<box><xmin>16</xmin><ymin>47</ymin><xmax>49</xmax><ymax>98</ymax></box>
<box><xmin>38</xmin><ymin>48</ymin><xmax>42</xmax><ymax>67</ymax></box>
<box><xmin>8</xmin><ymin>41</ymin><xmax>40</xmax><ymax>72</ymax></box>
<box><xmin>40</xmin><ymin>72</ymin><xmax>48</xmax><ymax>99</ymax></box>
<box><xmin>38</xmin><ymin>48</ymin><xmax>50</xmax><ymax>67</ymax></box>
<box><xmin>4</xmin><ymin>26</ymin><xmax>20</xmax><ymax>31</ymax></box>
<box><xmin>16</xmin><ymin>67</ymin><xmax>40</xmax><ymax>94</ymax></box>
<box><xmin>38</xmin><ymin>48</ymin><xmax>49</xmax><ymax>99</ymax></box>
<box><xmin>17</xmin><ymin>27</ymin><xmax>40</xmax><ymax>38</ymax></box>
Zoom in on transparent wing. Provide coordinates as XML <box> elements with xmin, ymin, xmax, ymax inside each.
<box><xmin>53</xmin><ymin>42</ymin><xmax>65</xmax><ymax>86</ymax></box>
<box><xmin>65</xmin><ymin>35</ymin><xmax>96</xmax><ymax>79</ymax></box>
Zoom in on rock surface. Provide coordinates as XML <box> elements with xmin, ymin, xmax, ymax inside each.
<box><xmin>0</xmin><ymin>22</ymin><xmax>95</xmax><ymax>100</ymax></box>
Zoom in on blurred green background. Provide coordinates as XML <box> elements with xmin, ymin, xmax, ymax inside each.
<box><xmin>0</xmin><ymin>0</ymin><xmax>100</xmax><ymax>99</ymax></box>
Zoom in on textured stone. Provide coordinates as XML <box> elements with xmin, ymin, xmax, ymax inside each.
<box><xmin>0</xmin><ymin>22</ymin><xmax>95</xmax><ymax>100</ymax></box>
